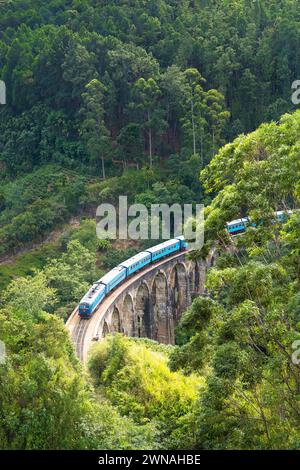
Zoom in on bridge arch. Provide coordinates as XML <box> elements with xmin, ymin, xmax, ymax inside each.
<box><xmin>102</xmin><ymin>320</ymin><xmax>110</xmax><ymax>337</ymax></box>
<box><xmin>188</xmin><ymin>261</ymin><xmax>200</xmax><ymax>295</ymax></box>
<box><xmin>170</xmin><ymin>262</ymin><xmax>188</xmax><ymax>322</ymax></box>
<box><xmin>188</xmin><ymin>266</ymin><xmax>194</xmax><ymax>293</ymax></box>
<box><xmin>195</xmin><ymin>261</ymin><xmax>202</xmax><ymax>293</ymax></box>
<box><xmin>135</xmin><ymin>282</ymin><xmax>151</xmax><ymax>338</ymax></box>
<box><xmin>151</xmin><ymin>271</ymin><xmax>169</xmax><ymax>343</ymax></box>
<box><xmin>122</xmin><ymin>294</ymin><xmax>135</xmax><ymax>336</ymax></box>
<box><xmin>111</xmin><ymin>306</ymin><xmax>121</xmax><ymax>334</ymax></box>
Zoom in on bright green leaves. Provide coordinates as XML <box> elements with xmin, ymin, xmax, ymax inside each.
<box><xmin>0</xmin><ymin>263</ymin><xmax>159</xmax><ymax>450</ymax></box>
<box><xmin>176</xmin><ymin>107</ymin><xmax>300</xmax><ymax>449</ymax></box>
<box><xmin>89</xmin><ymin>335</ymin><xmax>202</xmax><ymax>449</ymax></box>
<box><xmin>2</xmin><ymin>271</ymin><xmax>56</xmax><ymax>320</ymax></box>
<box><xmin>207</xmin><ymin>262</ymin><xmax>287</xmax><ymax>309</ymax></box>
<box><xmin>169</xmin><ymin>297</ymin><xmax>221</xmax><ymax>374</ymax></box>
<box><xmin>43</xmin><ymin>239</ymin><xmax>99</xmax><ymax>318</ymax></box>
<box><xmin>201</xmin><ymin>111</ymin><xmax>300</xmax><ymax>212</ymax></box>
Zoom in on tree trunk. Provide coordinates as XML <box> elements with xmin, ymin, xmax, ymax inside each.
<box><xmin>191</xmin><ymin>99</ymin><xmax>196</xmax><ymax>155</ymax></box>
<box><xmin>148</xmin><ymin>110</ymin><xmax>152</xmax><ymax>168</ymax></box>
<box><xmin>101</xmin><ymin>155</ymin><xmax>106</xmax><ymax>179</ymax></box>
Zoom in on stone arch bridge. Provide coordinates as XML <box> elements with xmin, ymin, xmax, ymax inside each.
<box><xmin>67</xmin><ymin>250</ymin><xmax>215</xmax><ymax>362</ymax></box>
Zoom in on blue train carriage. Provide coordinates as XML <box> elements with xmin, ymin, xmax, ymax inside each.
<box><xmin>274</xmin><ymin>210</ymin><xmax>293</xmax><ymax>223</ymax></box>
<box><xmin>226</xmin><ymin>217</ymin><xmax>249</xmax><ymax>235</ymax></box>
<box><xmin>226</xmin><ymin>210</ymin><xmax>293</xmax><ymax>235</ymax></box>
<box><xmin>119</xmin><ymin>251</ymin><xmax>151</xmax><ymax>277</ymax></box>
<box><xmin>79</xmin><ymin>282</ymin><xmax>106</xmax><ymax>318</ymax></box>
<box><xmin>145</xmin><ymin>238</ymin><xmax>181</xmax><ymax>262</ymax></box>
<box><xmin>100</xmin><ymin>266</ymin><xmax>127</xmax><ymax>295</ymax></box>
<box><xmin>175</xmin><ymin>235</ymin><xmax>188</xmax><ymax>250</ymax></box>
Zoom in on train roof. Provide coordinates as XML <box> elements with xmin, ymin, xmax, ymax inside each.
<box><xmin>226</xmin><ymin>217</ymin><xmax>248</xmax><ymax>227</ymax></box>
<box><xmin>80</xmin><ymin>282</ymin><xmax>105</xmax><ymax>304</ymax></box>
<box><xmin>119</xmin><ymin>251</ymin><xmax>151</xmax><ymax>268</ymax></box>
<box><xmin>275</xmin><ymin>210</ymin><xmax>293</xmax><ymax>216</ymax></box>
<box><xmin>99</xmin><ymin>266</ymin><xmax>126</xmax><ymax>285</ymax></box>
<box><xmin>227</xmin><ymin>210</ymin><xmax>293</xmax><ymax>228</ymax></box>
<box><xmin>145</xmin><ymin>238</ymin><xmax>179</xmax><ymax>253</ymax></box>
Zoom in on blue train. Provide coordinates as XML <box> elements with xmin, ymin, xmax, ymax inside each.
<box><xmin>78</xmin><ymin>236</ymin><xmax>188</xmax><ymax>318</ymax></box>
<box><xmin>78</xmin><ymin>210</ymin><xmax>293</xmax><ymax>318</ymax></box>
<box><xmin>226</xmin><ymin>210</ymin><xmax>293</xmax><ymax>235</ymax></box>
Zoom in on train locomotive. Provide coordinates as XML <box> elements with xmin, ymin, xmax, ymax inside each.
<box><xmin>78</xmin><ymin>236</ymin><xmax>188</xmax><ymax>318</ymax></box>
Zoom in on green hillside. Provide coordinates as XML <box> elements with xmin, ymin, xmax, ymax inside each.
<box><xmin>0</xmin><ymin>0</ymin><xmax>299</xmax><ymax>452</ymax></box>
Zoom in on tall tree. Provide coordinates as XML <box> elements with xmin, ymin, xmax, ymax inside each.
<box><xmin>132</xmin><ymin>77</ymin><xmax>166</xmax><ymax>167</ymax></box>
<box><xmin>206</xmin><ymin>89</ymin><xmax>230</xmax><ymax>157</ymax></box>
<box><xmin>182</xmin><ymin>68</ymin><xmax>207</xmax><ymax>158</ymax></box>
<box><xmin>80</xmin><ymin>79</ymin><xmax>111</xmax><ymax>179</ymax></box>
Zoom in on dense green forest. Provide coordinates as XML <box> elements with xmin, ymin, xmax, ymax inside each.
<box><xmin>1</xmin><ymin>0</ymin><xmax>300</xmax><ymax>255</ymax></box>
<box><xmin>0</xmin><ymin>0</ymin><xmax>299</xmax><ymax>451</ymax></box>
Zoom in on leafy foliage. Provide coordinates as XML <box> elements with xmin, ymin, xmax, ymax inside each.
<box><xmin>171</xmin><ymin>110</ymin><xmax>300</xmax><ymax>450</ymax></box>
<box><xmin>89</xmin><ymin>335</ymin><xmax>203</xmax><ymax>449</ymax></box>
<box><xmin>0</xmin><ymin>273</ymin><xmax>159</xmax><ymax>449</ymax></box>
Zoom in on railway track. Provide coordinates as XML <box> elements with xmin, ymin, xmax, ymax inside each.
<box><xmin>72</xmin><ymin>316</ymin><xmax>90</xmax><ymax>361</ymax></box>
